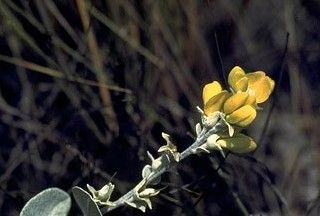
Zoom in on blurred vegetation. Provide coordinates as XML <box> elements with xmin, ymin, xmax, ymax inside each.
<box><xmin>0</xmin><ymin>0</ymin><xmax>320</xmax><ymax>215</ymax></box>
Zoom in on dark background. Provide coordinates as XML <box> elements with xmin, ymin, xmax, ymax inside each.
<box><xmin>0</xmin><ymin>0</ymin><xmax>320</xmax><ymax>215</ymax></box>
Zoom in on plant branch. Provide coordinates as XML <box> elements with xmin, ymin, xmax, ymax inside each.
<box><xmin>101</xmin><ymin>121</ymin><xmax>225</xmax><ymax>214</ymax></box>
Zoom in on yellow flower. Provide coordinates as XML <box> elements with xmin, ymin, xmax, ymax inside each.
<box><xmin>200</xmin><ymin>65</ymin><xmax>274</xmax><ymax>155</ymax></box>
<box><xmin>223</xmin><ymin>92</ymin><xmax>257</xmax><ymax>127</ymax></box>
<box><xmin>228</xmin><ymin>66</ymin><xmax>275</xmax><ymax>103</ymax></box>
<box><xmin>202</xmin><ymin>81</ymin><xmax>231</xmax><ymax>116</ymax></box>
<box><xmin>216</xmin><ymin>133</ymin><xmax>256</xmax><ymax>153</ymax></box>
<box><xmin>223</xmin><ymin>92</ymin><xmax>256</xmax><ymax>114</ymax></box>
<box><xmin>202</xmin><ymin>66</ymin><xmax>274</xmax><ymax>128</ymax></box>
<box><xmin>225</xmin><ymin>105</ymin><xmax>257</xmax><ymax>127</ymax></box>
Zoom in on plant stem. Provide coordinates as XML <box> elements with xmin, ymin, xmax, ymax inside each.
<box><xmin>101</xmin><ymin>121</ymin><xmax>225</xmax><ymax>214</ymax></box>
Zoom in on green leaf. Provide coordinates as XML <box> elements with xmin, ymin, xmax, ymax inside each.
<box><xmin>72</xmin><ymin>187</ymin><xmax>102</xmax><ymax>216</ymax></box>
<box><xmin>20</xmin><ymin>187</ymin><xmax>71</xmax><ymax>216</ymax></box>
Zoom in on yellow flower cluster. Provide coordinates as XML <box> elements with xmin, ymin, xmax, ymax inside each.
<box><xmin>202</xmin><ymin>66</ymin><xmax>275</xmax><ymax>153</ymax></box>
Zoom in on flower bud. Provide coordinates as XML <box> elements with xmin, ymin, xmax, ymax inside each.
<box><xmin>217</xmin><ymin>133</ymin><xmax>256</xmax><ymax>153</ymax></box>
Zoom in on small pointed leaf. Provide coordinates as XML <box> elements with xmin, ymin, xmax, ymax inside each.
<box><xmin>195</xmin><ymin>123</ymin><xmax>202</xmax><ymax>136</ymax></box>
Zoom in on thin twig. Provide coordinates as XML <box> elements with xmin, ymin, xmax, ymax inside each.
<box><xmin>0</xmin><ymin>55</ymin><xmax>132</xmax><ymax>93</ymax></box>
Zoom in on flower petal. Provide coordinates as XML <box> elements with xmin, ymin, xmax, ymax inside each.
<box><xmin>246</xmin><ymin>71</ymin><xmax>275</xmax><ymax>103</ymax></box>
<box><xmin>228</xmin><ymin>66</ymin><xmax>246</xmax><ymax>92</ymax></box>
<box><xmin>226</xmin><ymin>105</ymin><xmax>257</xmax><ymax>127</ymax></box>
<box><xmin>217</xmin><ymin>133</ymin><xmax>256</xmax><ymax>153</ymax></box>
<box><xmin>202</xmin><ymin>81</ymin><xmax>222</xmax><ymax>105</ymax></box>
<box><xmin>234</xmin><ymin>77</ymin><xmax>248</xmax><ymax>92</ymax></box>
<box><xmin>204</xmin><ymin>91</ymin><xmax>231</xmax><ymax>116</ymax></box>
<box><xmin>223</xmin><ymin>92</ymin><xmax>256</xmax><ymax>114</ymax></box>
<box><xmin>268</xmin><ymin>77</ymin><xmax>275</xmax><ymax>92</ymax></box>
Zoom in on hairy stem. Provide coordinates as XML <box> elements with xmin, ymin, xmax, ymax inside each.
<box><xmin>101</xmin><ymin>121</ymin><xmax>225</xmax><ymax>214</ymax></box>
